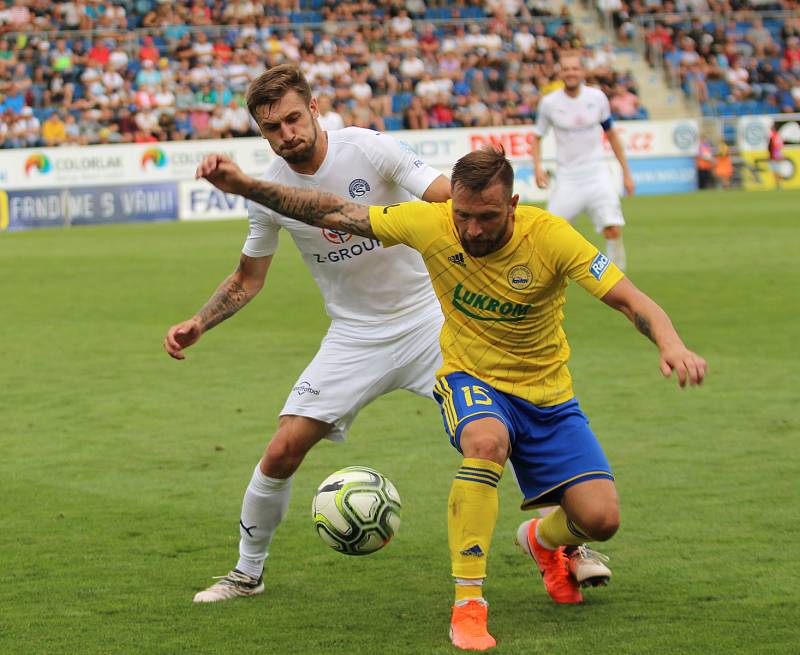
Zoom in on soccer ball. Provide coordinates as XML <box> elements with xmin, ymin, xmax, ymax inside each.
<box><xmin>312</xmin><ymin>466</ymin><xmax>402</xmax><ymax>556</ymax></box>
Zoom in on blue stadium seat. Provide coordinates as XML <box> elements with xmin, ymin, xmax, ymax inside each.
<box><xmin>707</xmin><ymin>80</ymin><xmax>730</xmax><ymax>100</ymax></box>
<box><xmin>391</xmin><ymin>92</ymin><xmax>413</xmax><ymax>114</ymax></box>
<box><xmin>700</xmin><ymin>101</ymin><xmax>717</xmax><ymax>116</ymax></box>
<box><xmin>723</xmin><ymin>123</ymin><xmax>736</xmax><ymax>144</ymax></box>
<box><xmin>383</xmin><ymin>116</ymin><xmax>404</xmax><ymax>131</ymax></box>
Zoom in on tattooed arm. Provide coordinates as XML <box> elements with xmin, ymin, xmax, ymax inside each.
<box><xmin>601</xmin><ymin>277</ymin><xmax>707</xmax><ymax>387</ymax></box>
<box><xmin>164</xmin><ymin>254</ymin><xmax>271</xmax><ymax>360</ymax></box>
<box><xmin>196</xmin><ymin>153</ymin><xmax>376</xmax><ymax>238</ymax></box>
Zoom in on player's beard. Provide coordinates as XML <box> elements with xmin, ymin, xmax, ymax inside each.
<box><xmin>280</xmin><ymin>121</ymin><xmax>318</xmax><ymax>165</ymax></box>
<box><xmin>460</xmin><ymin>230</ymin><xmax>507</xmax><ymax>257</ymax></box>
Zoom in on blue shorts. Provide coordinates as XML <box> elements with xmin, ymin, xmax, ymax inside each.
<box><xmin>433</xmin><ymin>372</ymin><xmax>613</xmax><ymax>509</ymax></box>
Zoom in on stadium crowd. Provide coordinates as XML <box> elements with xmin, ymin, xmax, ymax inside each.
<box><xmin>596</xmin><ymin>0</ymin><xmax>800</xmax><ymax>116</ymax></box>
<box><xmin>0</xmin><ymin>0</ymin><xmax>648</xmax><ymax>148</ymax></box>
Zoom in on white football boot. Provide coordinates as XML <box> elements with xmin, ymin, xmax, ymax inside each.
<box><xmin>565</xmin><ymin>545</ymin><xmax>612</xmax><ymax>587</ymax></box>
<box><xmin>193</xmin><ymin>570</ymin><xmax>264</xmax><ymax>603</ymax></box>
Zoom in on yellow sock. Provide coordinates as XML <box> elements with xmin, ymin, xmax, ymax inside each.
<box><xmin>454</xmin><ymin>578</ymin><xmax>484</xmax><ymax>603</ymax></box>
<box><xmin>536</xmin><ymin>507</ymin><xmax>590</xmax><ymax>549</ymax></box>
<box><xmin>449</xmin><ymin>458</ymin><xmax>504</xmax><ymax>580</ymax></box>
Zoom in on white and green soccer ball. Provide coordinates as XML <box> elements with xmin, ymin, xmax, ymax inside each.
<box><xmin>312</xmin><ymin>466</ymin><xmax>402</xmax><ymax>556</ymax></box>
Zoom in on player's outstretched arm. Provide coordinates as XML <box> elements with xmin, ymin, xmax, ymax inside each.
<box><xmin>196</xmin><ymin>154</ymin><xmax>376</xmax><ymax>238</ymax></box>
<box><xmin>601</xmin><ymin>278</ymin><xmax>707</xmax><ymax>387</ymax></box>
<box><xmin>606</xmin><ymin>128</ymin><xmax>635</xmax><ymax>196</ymax></box>
<box><xmin>531</xmin><ymin>134</ymin><xmax>549</xmax><ymax>189</ymax></box>
<box><xmin>163</xmin><ymin>254</ymin><xmax>271</xmax><ymax>360</ymax></box>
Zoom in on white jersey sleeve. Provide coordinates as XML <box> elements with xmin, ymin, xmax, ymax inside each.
<box><xmin>533</xmin><ymin>95</ymin><xmax>552</xmax><ymax>138</ymax></box>
<box><xmin>347</xmin><ymin>129</ymin><xmax>441</xmax><ymax>199</ymax></box>
<box><xmin>243</xmin><ymin>198</ymin><xmax>281</xmax><ymax>257</ymax></box>
<box><xmin>599</xmin><ymin>92</ymin><xmax>612</xmax><ymax>125</ymax></box>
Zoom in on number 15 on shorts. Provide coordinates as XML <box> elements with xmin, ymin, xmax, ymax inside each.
<box><xmin>462</xmin><ymin>385</ymin><xmax>493</xmax><ymax>407</ymax></box>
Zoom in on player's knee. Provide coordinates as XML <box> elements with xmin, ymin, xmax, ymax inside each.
<box><xmin>463</xmin><ymin>440</ymin><xmax>507</xmax><ymax>463</ymax></box>
<box><xmin>263</xmin><ymin>433</ymin><xmax>309</xmax><ymax>476</ymax></box>
<box><xmin>579</xmin><ymin>508</ymin><xmax>620</xmax><ymax>542</ymax></box>
<box><xmin>458</xmin><ymin>421</ymin><xmax>509</xmax><ymax>465</ymax></box>
<box><xmin>602</xmin><ymin>226</ymin><xmax>622</xmax><ymax>240</ymax></box>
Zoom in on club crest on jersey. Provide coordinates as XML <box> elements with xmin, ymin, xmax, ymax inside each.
<box><xmin>322</xmin><ymin>228</ymin><xmax>352</xmax><ymax>244</ymax></box>
<box><xmin>348</xmin><ymin>178</ymin><xmax>371</xmax><ymax>198</ymax></box>
<box><xmin>507</xmin><ymin>265</ymin><xmax>533</xmax><ymax>290</ymax></box>
<box><xmin>590</xmin><ymin>252</ymin><xmax>610</xmax><ymax>280</ymax></box>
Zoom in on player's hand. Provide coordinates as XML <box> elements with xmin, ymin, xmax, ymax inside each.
<box><xmin>164</xmin><ymin>318</ymin><xmax>204</xmax><ymax>360</ymax></box>
<box><xmin>196</xmin><ymin>154</ymin><xmax>249</xmax><ymax>196</ymax></box>
<box><xmin>623</xmin><ymin>172</ymin><xmax>635</xmax><ymax>196</ymax></box>
<box><xmin>535</xmin><ymin>168</ymin><xmax>549</xmax><ymax>189</ymax></box>
<box><xmin>659</xmin><ymin>346</ymin><xmax>707</xmax><ymax>388</ymax></box>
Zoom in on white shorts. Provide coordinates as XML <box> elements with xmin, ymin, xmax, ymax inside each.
<box><xmin>281</xmin><ymin>312</ymin><xmax>444</xmax><ymax>441</ymax></box>
<box><xmin>548</xmin><ymin>171</ymin><xmax>625</xmax><ymax>234</ymax></box>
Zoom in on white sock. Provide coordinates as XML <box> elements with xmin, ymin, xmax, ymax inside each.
<box><xmin>606</xmin><ymin>237</ymin><xmax>626</xmax><ymax>272</ymax></box>
<box><xmin>235</xmin><ymin>464</ymin><xmax>293</xmax><ymax>579</ymax></box>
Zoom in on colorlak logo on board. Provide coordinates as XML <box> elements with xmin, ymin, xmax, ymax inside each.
<box><xmin>23</xmin><ymin>151</ymin><xmax>124</xmax><ymax>181</ymax></box>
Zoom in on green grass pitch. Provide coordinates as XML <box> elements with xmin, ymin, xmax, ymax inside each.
<box><xmin>1</xmin><ymin>190</ymin><xmax>798</xmax><ymax>654</ymax></box>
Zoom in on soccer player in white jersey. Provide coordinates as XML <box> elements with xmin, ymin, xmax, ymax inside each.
<box><xmin>531</xmin><ymin>52</ymin><xmax>635</xmax><ymax>271</ymax></box>
<box><xmin>163</xmin><ymin>65</ymin><xmax>452</xmax><ymax>602</ymax></box>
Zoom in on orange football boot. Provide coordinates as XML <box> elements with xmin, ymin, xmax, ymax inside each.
<box><xmin>515</xmin><ymin>519</ymin><xmax>583</xmax><ymax>604</ymax></box>
<box><xmin>449</xmin><ymin>599</ymin><xmax>496</xmax><ymax>651</ymax></box>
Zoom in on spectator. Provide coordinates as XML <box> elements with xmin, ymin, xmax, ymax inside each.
<box><xmin>13</xmin><ymin>107</ymin><xmax>41</xmax><ymax>147</ymax></box>
<box><xmin>193</xmin><ymin>31</ymin><xmax>215</xmax><ymax>64</ymax></box>
<box><xmin>403</xmin><ymin>95</ymin><xmax>429</xmax><ymax>130</ymax></box>
<box><xmin>223</xmin><ymin>99</ymin><xmax>252</xmax><ymax>137</ymax></box>
<box><xmin>4</xmin><ymin>83</ymin><xmax>25</xmax><ymax>113</ymax></box>
<box><xmin>714</xmin><ymin>141</ymin><xmax>733</xmax><ymax>189</ymax></box>
<box><xmin>317</xmin><ymin>93</ymin><xmax>344</xmax><ymax>131</ymax></box>
<box><xmin>41</xmin><ymin>111</ymin><xmax>67</xmax><ymax>146</ymax></box>
<box><xmin>139</xmin><ymin>36</ymin><xmax>161</xmax><ymax>64</ymax></box>
<box><xmin>351</xmin><ymin>96</ymin><xmax>384</xmax><ymax>131</ymax></box>
<box><xmin>135</xmin><ymin>107</ymin><xmax>160</xmax><ymax>136</ymax></box>
<box><xmin>696</xmin><ymin>137</ymin><xmax>714</xmax><ymax>189</ymax></box>
<box><xmin>88</xmin><ymin>38</ymin><xmax>111</xmax><ymax>67</ymax></box>
<box><xmin>136</xmin><ymin>59</ymin><xmax>162</xmax><ymax>88</ymax></box>
<box><xmin>117</xmin><ymin>106</ymin><xmax>138</xmax><ymax>141</ymax></box>
<box><xmin>173</xmin><ymin>110</ymin><xmax>192</xmax><ymax>140</ymax></box>
<box><xmin>210</xmin><ymin>79</ymin><xmax>232</xmax><ymax>107</ymax></box>
<box><xmin>390</xmin><ymin>9</ymin><xmax>413</xmax><ymax>36</ymax></box>
<box><xmin>350</xmin><ymin>70</ymin><xmax>373</xmax><ymax>102</ymax></box>
<box><xmin>64</xmin><ymin>112</ymin><xmax>82</xmax><ymax>145</ymax></box>
<box><xmin>415</xmin><ymin>72</ymin><xmax>440</xmax><ymax>101</ymax></box>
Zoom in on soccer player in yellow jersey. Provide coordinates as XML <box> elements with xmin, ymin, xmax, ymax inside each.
<box><xmin>197</xmin><ymin>147</ymin><xmax>707</xmax><ymax>651</ymax></box>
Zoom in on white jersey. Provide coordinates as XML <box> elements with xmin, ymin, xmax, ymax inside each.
<box><xmin>244</xmin><ymin>127</ymin><xmax>442</xmax><ymax>338</ymax></box>
<box><xmin>534</xmin><ymin>85</ymin><xmax>612</xmax><ymax>177</ymax></box>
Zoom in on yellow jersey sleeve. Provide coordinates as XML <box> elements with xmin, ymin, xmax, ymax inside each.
<box><xmin>540</xmin><ymin>216</ymin><xmax>624</xmax><ymax>298</ymax></box>
<box><xmin>368</xmin><ymin>200</ymin><xmax>450</xmax><ymax>252</ymax></box>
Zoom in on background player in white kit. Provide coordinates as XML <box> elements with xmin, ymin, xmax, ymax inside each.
<box><xmin>163</xmin><ymin>65</ymin><xmax>451</xmax><ymax>602</ymax></box>
<box><xmin>531</xmin><ymin>53</ymin><xmax>635</xmax><ymax>271</ymax></box>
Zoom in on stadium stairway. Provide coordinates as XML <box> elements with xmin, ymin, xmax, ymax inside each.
<box><xmin>563</xmin><ymin>0</ymin><xmax>700</xmax><ymax>120</ymax></box>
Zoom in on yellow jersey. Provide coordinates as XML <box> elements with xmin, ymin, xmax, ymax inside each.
<box><xmin>369</xmin><ymin>201</ymin><xmax>624</xmax><ymax>406</ymax></box>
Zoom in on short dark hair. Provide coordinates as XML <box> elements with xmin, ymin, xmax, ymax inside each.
<box><xmin>246</xmin><ymin>64</ymin><xmax>312</xmax><ymax>119</ymax></box>
<box><xmin>451</xmin><ymin>146</ymin><xmax>514</xmax><ymax>196</ymax></box>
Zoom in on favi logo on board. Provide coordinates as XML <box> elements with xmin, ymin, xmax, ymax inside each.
<box><xmin>24</xmin><ymin>154</ymin><xmax>51</xmax><ymax>176</ymax></box>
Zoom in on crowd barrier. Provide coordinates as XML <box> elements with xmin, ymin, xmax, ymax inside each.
<box><xmin>1</xmin><ymin>120</ymin><xmax>700</xmax><ymax>231</ymax></box>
